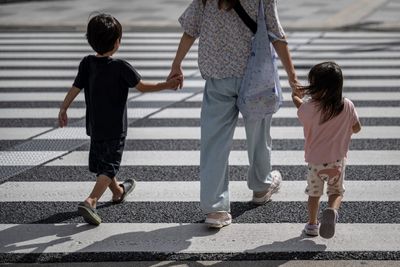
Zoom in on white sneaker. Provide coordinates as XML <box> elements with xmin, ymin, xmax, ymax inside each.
<box><xmin>204</xmin><ymin>212</ymin><xmax>232</xmax><ymax>229</ymax></box>
<box><xmin>252</xmin><ymin>170</ymin><xmax>282</xmax><ymax>205</ymax></box>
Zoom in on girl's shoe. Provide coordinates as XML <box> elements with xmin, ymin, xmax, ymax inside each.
<box><xmin>319</xmin><ymin>208</ymin><xmax>338</xmax><ymax>239</ymax></box>
<box><xmin>304</xmin><ymin>223</ymin><xmax>319</xmax><ymax>236</ymax></box>
<box><xmin>205</xmin><ymin>212</ymin><xmax>232</xmax><ymax>229</ymax></box>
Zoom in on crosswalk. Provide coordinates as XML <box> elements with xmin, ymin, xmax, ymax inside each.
<box><xmin>0</xmin><ymin>31</ymin><xmax>400</xmax><ymax>263</ymax></box>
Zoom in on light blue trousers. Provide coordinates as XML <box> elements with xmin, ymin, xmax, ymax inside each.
<box><xmin>200</xmin><ymin>78</ymin><xmax>274</xmax><ymax>214</ymax></box>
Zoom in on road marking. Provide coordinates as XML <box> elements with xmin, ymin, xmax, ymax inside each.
<box><xmin>1</xmin><ymin>181</ymin><xmax>399</xmax><ymax>202</ymax></box>
<box><xmin>0</xmin><ymin>223</ymin><xmax>399</xmax><ymax>254</ymax></box>
<box><xmin>31</xmin><ymin>126</ymin><xmax>400</xmax><ymax>140</ymax></box>
<box><xmin>37</xmin><ymin>150</ymin><xmax>400</xmax><ymax>166</ymax></box>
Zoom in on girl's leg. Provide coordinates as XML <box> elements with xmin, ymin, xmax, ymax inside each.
<box><xmin>308</xmin><ymin>196</ymin><xmax>320</xmax><ymax>225</ymax></box>
<box><xmin>200</xmin><ymin>78</ymin><xmax>240</xmax><ymax>214</ymax></box>
<box><xmin>244</xmin><ymin>115</ymin><xmax>273</xmax><ymax>191</ymax></box>
<box><xmin>328</xmin><ymin>194</ymin><xmax>343</xmax><ymax>210</ymax></box>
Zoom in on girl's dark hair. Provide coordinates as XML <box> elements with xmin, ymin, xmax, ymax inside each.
<box><xmin>202</xmin><ymin>0</ymin><xmax>239</xmax><ymax>10</ymax></box>
<box><xmin>86</xmin><ymin>13</ymin><xmax>122</xmax><ymax>55</ymax></box>
<box><xmin>301</xmin><ymin>61</ymin><xmax>344</xmax><ymax>124</ymax></box>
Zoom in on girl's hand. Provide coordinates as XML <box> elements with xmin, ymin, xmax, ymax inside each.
<box><xmin>58</xmin><ymin>108</ymin><xmax>68</xmax><ymax>127</ymax></box>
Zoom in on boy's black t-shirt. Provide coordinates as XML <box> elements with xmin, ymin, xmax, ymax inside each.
<box><xmin>73</xmin><ymin>55</ymin><xmax>141</xmax><ymax>140</ymax></box>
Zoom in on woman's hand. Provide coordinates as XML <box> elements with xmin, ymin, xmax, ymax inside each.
<box><xmin>168</xmin><ymin>64</ymin><xmax>184</xmax><ymax>89</ymax></box>
<box><xmin>289</xmin><ymin>78</ymin><xmax>303</xmax><ymax>98</ymax></box>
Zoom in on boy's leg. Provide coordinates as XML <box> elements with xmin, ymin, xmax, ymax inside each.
<box><xmin>108</xmin><ymin>177</ymin><xmax>124</xmax><ymax>202</ymax></box>
<box><xmin>85</xmin><ymin>174</ymin><xmax>113</xmax><ymax>208</ymax></box>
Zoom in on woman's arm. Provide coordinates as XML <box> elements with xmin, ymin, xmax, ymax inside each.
<box><xmin>168</xmin><ymin>32</ymin><xmax>196</xmax><ymax>88</ymax></box>
<box><xmin>273</xmin><ymin>40</ymin><xmax>301</xmax><ymax>92</ymax></box>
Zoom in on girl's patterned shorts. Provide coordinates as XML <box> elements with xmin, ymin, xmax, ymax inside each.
<box><xmin>305</xmin><ymin>158</ymin><xmax>346</xmax><ymax>197</ymax></box>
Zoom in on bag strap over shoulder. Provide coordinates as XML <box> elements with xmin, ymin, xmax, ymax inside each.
<box><xmin>233</xmin><ymin>1</ymin><xmax>257</xmax><ymax>34</ymax></box>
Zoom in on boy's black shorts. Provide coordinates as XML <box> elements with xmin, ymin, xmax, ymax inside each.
<box><xmin>89</xmin><ymin>136</ymin><xmax>126</xmax><ymax>179</ymax></box>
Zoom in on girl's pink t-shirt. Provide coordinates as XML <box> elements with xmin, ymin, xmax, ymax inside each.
<box><xmin>297</xmin><ymin>98</ymin><xmax>359</xmax><ymax>165</ymax></box>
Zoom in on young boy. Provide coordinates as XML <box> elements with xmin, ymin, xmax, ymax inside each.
<box><xmin>58</xmin><ymin>13</ymin><xmax>182</xmax><ymax>226</ymax></box>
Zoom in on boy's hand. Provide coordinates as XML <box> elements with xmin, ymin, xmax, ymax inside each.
<box><xmin>58</xmin><ymin>108</ymin><xmax>68</xmax><ymax>127</ymax></box>
<box><xmin>166</xmin><ymin>75</ymin><xmax>183</xmax><ymax>90</ymax></box>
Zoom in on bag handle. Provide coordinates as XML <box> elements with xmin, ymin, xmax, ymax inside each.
<box><xmin>233</xmin><ymin>1</ymin><xmax>257</xmax><ymax>34</ymax></box>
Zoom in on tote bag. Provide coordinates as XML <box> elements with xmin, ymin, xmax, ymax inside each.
<box><xmin>236</xmin><ymin>0</ymin><xmax>283</xmax><ymax>120</ymax></box>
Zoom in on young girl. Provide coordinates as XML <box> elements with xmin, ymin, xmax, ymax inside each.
<box><xmin>292</xmin><ymin>62</ymin><xmax>361</xmax><ymax>238</ymax></box>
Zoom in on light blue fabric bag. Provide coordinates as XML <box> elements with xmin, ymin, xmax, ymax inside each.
<box><xmin>236</xmin><ymin>0</ymin><xmax>283</xmax><ymax>120</ymax></box>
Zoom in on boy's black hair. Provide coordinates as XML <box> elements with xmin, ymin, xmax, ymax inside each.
<box><xmin>301</xmin><ymin>61</ymin><xmax>344</xmax><ymax>124</ymax></box>
<box><xmin>86</xmin><ymin>13</ymin><xmax>122</xmax><ymax>55</ymax></box>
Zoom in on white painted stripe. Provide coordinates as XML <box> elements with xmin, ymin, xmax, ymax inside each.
<box><xmin>0</xmin><ymin>108</ymin><xmax>159</xmax><ymax>119</ymax></box>
<box><xmin>0</xmin><ymin>127</ymin><xmax>51</xmax><ymax>140</ymax></box>
<box><xmin>0</xmin><ymin>151</ymin><xmax>67</xmax><ymax>166</ymax></box>
<box><xmin>0</xmin><ymin>45</ymin><xmax>199</xmax><ymax>52</ymax></box>
<box><xmin>1</xmin><ymin>181</ymin><xmax>398</xmax><ymax>202</ymax></box>
<box><xmin>1</xmin><ymin>31</ymin><xmax>398</xmax><ymax>38</ymax></box>
<box><xmin>0</xmin><ymin>38</ymin><xmax>310</xmax><ymax>45</ymax></box>
<box><xmin>1</xmin><ymin>68</ymin><xmax>398</xmax><ymax>78</ymax></box>
<box><xmin>291</xmin><ymin>51</ymin><xmax>400</xmax><ymax>59</ymax></box>
<box><xmin>0</xmin><ymin>92</ymin><xmax>138</xmax><ymax>102</ymax></box>
<box><xmin>1</xmin><ymin>92</ymin><xmax>400</xmax><ymax>102</ymax></box>
<box><xmin>1</xmin><ymin>79</ymin><xmax>399</xmax><ymax>89</ymax></box>
<box><xmin>312</xmin><ymin>38</ymin><xmax>400</xmax><ymax>44</ymax></box>
<box><xmin>291</xmin><ymin>59</ymin><xmax>400</xmax><ymax>67</ymax></box>
<box><xmin>5</xmin><ymin>37</ymin><xmax>398</xmax><ymax>45</ymax></box>
<box><xmin>2</xmin><ymin>59</ymin><xmax>400</xmax><ymax>68</ymax></box>
<box><xmin>0</xmin><ymin>52</ymin><xmax>199</xmax><ymax>59</ymax></box>
<box><xmin>187</xmin><ymin>92</ymin><xmax>400</xmax><ymax>102</ymax></box>
<box><xmin>0</xmin><ymin>107</ymin><xmax>398</xmax><ymax>119</ymax></box>
<box><xmin>41</xmin><ymin>150</ymin><xmax>400</xmax><ymax>166</ymax></box>
<box><xmin>150</xmin><ymin>107</ymin><xmax>400</xmax><ymax>119</ymax></box>
<box><xmin>299</xmin><ymin>45</ymin><xmax>400</xmax><ymax>51</ymax></box>
<box><xmin>0</xmin><ymin>223</ymin><xmax>399</xmax><ymax>253</ymax></box>
<box><xmin>0</xmin><ymin>69</ymin><xmax>198</xmax><ymax>78</ymax></box>
<box><xmin>323</xmin><ymin>32</ymin><xmax>400</xmax><ymax>38</ymax></box>
<box><xmin>0</xmin><ymin>60</ymin><xmax>199</xmax><ymax>68</ymax></box>
<box><xmin>131</xmin><ymin>92</ymin><xmax>195</xmax><ymax>102</ymax></box>
<box><xmin>0</xmin><ymin>32</ymin><xmax>183</xmax><ymax>38</ymax></box>
<box><xmin>34</xmin><ymin>126</ymin><xmax>400</xmax><ymax>140</ymax></box>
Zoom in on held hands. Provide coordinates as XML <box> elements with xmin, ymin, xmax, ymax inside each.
<box><xmin>166</xmin><ymin>74</ymin><xmax>183</xmax><ymax>90</ymax></box>
<box><xmin>289</xmin><ymin>78</ymin><xmax>303</xmax><ymax>98</ymax></box>
<box><xmin>167</xmin><ymin>64</ymin><xmax>184</xmax><ymax>89</ymax></box>
<box><xmin>58</xmin><ymin>108</ymin><xmax>68</xmax><ymax>128</ymax></box>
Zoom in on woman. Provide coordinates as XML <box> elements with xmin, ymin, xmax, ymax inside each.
<box><xmin>168</xmin><ymin>0</ymin><xmax>300</xmax><ymax>228</ymax></box>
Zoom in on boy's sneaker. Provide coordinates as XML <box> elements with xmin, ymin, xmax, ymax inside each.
<box><xmin>205</xmin><ymin>212</ymin><xmax>232</xmax><ymax>229</ymax></box>
<box><xmin>252</xmin><ymin>170</ymin><xmax>282</xmax><ymax>205</ymax></box>
<box><xmin>319</xmin><ymin>208</ymin><xmax>338</xmax><ymax>239</ymax></box>
<box><xmin>78</xmin><ymin>202</ymin><xmax>101</xmax><ymax>226</ymax></box>
<box><xmin>304</xmin><ymin>223</ymin><xmax>319</xmax><ymax>236</ymax></box>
